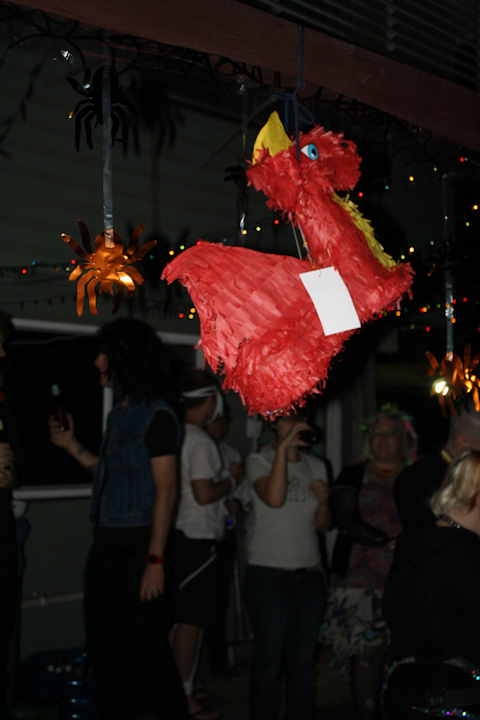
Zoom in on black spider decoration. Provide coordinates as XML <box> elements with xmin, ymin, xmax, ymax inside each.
<box><xmin>67</xmin><ymin>65</ymin><xmax>137</xmax><ymax>150</ymax></box>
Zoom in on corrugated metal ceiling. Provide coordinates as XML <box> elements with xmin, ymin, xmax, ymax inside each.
<box><xmin>241</xmin><ymin>0</ymin><xmax>480</xmax><ymax>90</ymax></box>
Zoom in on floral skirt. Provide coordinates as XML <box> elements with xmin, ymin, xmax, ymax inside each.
<box><xmin>320</xmin><ymin>585</ymin><xmax>387</xmax><ymax>677</ymax></box>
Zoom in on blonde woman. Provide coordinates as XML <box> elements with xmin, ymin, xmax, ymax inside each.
<box><xmin>383</xmin><ymin>450</ymin><xmax>480</xmax><ymax>719</ymax></box>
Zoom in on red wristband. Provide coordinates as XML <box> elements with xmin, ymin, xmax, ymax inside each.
<box><xmin>146</xmin><ymin>553</ymin><xmax>164</xmax><ymax>565</ymax></box>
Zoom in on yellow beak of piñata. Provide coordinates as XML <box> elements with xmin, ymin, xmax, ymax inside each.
<box><xmin>252</xmin><ymin>111</ymin><xmax>293</xmax><ymax>164</ymax></box>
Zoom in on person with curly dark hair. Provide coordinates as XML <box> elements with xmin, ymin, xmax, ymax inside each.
<box><xmin>50</xmin><ymin>318</ymin><xmax>188</xmax><ymax>720</ymax></box>
<box><xmin>94</xmin><ymin>318</ymin><xmax>180</xmax><ymax>409</ymax></box>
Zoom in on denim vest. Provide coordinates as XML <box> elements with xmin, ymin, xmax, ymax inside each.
<box><xmin>90</xmin><ymin>398</ymin><xmax>180</xmax><ymax>528</ymax></box>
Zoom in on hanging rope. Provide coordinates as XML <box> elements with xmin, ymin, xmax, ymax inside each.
<box><xmin>102</xmin><ymin>30</ymin><xmax>114</xmax><ymax>247</ymax></box>
<box><xmin>292</xmin><ymin>24</ymin><xmax>304</xmax><ymax>161</ymax></box>
<box><xmin>281</xmin><ymin>24</ymin><xmax>317</xmax><ymax>265</ymax></box>
<box><xmin>441</xmin><ymin>172</ymin><xmax>456</xmax><ymax>358</ymax></box>
<box><xmin>276</xmin><ymin>25</ymin><xmax>316</xmax><ymax>159</ymax></box>
<box><xmin>237</xmin><ymin>81</ymin><xmax>249</xmax><ymax>245</ymax></box>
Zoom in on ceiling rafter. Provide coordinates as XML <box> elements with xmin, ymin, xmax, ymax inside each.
<box><xmin>9</xmin><ymin>0</ymin><xmax>480</xmax><ymax>153</ymax></box>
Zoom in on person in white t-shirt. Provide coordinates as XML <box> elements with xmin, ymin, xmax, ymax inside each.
<box><xmin>170</xmin><ymin>371</ymin><xmax>243</xmax><ymax>720</ymax></box>
<box><xmin>245</xmin><ymin>410</ymin><xmax>331</xmax><ymax>720</ymax></box>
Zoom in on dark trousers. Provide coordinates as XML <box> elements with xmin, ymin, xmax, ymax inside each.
<box><xmin>206</xmin><ymin>529</ymin><xmax>237</xmax><ymax>671</ymax></box>
<box><xmin>0</xmin><ymin>494</ymin><xmax>17</xmax><ymax>719</ymax></box>
<box><xmin>84</xmin><ymin>544</ymin><xmax>188</xmax><ymax>720</ymax></box>
<box><xmin>245</xmin><ymin>564</ymin><xmax>326</xmax><ymax>720</ymax></box>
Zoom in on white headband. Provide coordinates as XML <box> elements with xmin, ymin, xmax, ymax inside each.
<box><xmin>182</xmin><ymin>385</ymin><xmax>224</xmax><ymax>423</ymax></box>
<box><xmin>182</xmin><ymin>386</ymin><xmax>218</xmax><ymax>399</ymax></box>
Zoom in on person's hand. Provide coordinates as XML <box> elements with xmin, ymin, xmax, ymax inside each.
<box><xmin>308</xmin><ymin>479</ymin><xmax>329</xmax><ymax>504</ymax></box>
<box><xmin>139</xmin><ymin>563</ymin><xmax>164</xmax><ymax>602</ymax></box>
<box><xmin>278</xmin><ymin>422</ymin><xmax>313</xmax><ymax>450</ymax></box>
<box><xmin>0</xmin><ymin>442</ymin><xmax>15</xmax><ymax>489</ymax></box>
<box><xmin>225</xmin><ymin>498</ymin><xmax>241</xmax><ymax>515</ymax></box>
<box><xmin>230</xmin><ymin>461</ymin><xmax>245</xmax><ymax>485</ymax></box>
<box><xmin>49</xmin><ymin>413</ymin><xmax>75</xmax><ymax>451</ymax></box>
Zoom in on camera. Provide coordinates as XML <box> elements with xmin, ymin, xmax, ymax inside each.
<box><xmin>296</xmin><ymin>429</ymin><xmax>317</xmax><ymax>445</ymax></box>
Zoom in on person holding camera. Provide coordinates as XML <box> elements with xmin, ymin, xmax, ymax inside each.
<box><xmin>244</xmin><ymin>410</ymin><xmax>331</xmax><ymax>720</ymax></box>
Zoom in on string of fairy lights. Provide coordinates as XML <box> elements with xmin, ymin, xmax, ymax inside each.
<box><xmin>3</xmin><ymin>252</ymin><xmax>479</xmax><ymax>327</ymax></box>
<box><xmin>1</xmin><ymin>157</ymin><xmax>479</xmax><ymax>321</ymax></box>
<box><xmin>379</xmin><ymin>296</ymin><xmax>480</xmax><ymax>334</ymax></box>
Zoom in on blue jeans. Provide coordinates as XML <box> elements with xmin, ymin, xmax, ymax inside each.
<box><xmin>245</xmin><ymin>564</ymin><xmax>327</xmax><ymax>720</ymax></box>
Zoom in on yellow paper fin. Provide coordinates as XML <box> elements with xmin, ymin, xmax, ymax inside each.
<box><xmin>332</xmin><ymin>193</ymin><xmax>399</xmax><ymax>271</ymax></box>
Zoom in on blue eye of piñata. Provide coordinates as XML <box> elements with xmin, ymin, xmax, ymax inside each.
<box><xmin>300</xmin><ymin>143</ymin><xmax>319</xmax><ymax>160</ymax></box>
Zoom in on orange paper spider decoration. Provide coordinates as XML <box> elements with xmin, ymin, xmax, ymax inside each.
<box><xmin>425</xmin><ymin>343</ymin><xmax>480</xmax><ymax>416</ymax></box>
<box><xmin>62</xmin><ymin>221</ymin><xmax>157</xmax><ymax>316</ymax></box>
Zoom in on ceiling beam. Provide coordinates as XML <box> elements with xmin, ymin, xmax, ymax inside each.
<box><xmin>11</xmin><ymin>0</ymin><xmax>480</xmax><ymax>152</ymax></box>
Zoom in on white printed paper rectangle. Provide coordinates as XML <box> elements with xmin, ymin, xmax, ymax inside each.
<box><xmin>299</xmin><ymin>267</ymin><xmax>361</xmax><ymax>336</ymax></box>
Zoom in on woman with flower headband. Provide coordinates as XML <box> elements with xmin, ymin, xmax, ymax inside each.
<box><xmin>322</xmin><ymin>406</ymin><xmax>417</xmax><ymax>720</ymax></box>
<box><xmin>383</xmin><ymin>450</ymin><xmax>480</xmax><ymax>718</ymax></box>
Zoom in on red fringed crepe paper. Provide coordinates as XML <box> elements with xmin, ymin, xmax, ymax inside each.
<box><xmin>162</xmin><ymin>113</ymin><xmax>414</xmax><ymax>415</ymax></box>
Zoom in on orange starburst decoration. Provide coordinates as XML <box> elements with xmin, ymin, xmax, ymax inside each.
<box><xmin>62</xmin><ymin>221</ymin><xmax>157</xmax><ymax>316</ymax></box>
<box><xmin>425</xmin><ymin>344</ymin><xmax>480</xmax><ymax>416</ymax></box>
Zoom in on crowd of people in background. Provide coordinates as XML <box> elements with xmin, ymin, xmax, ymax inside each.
<box><xmin>2</xmin><ymin>313</ymin><xmax>480</xmax><ymax>720</ymax></box>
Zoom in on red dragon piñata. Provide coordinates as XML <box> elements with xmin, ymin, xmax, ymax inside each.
<box><xmin>162</xmin><ymin>111</ymin><xmax>414</xmax><ymax>415</ymax></box>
